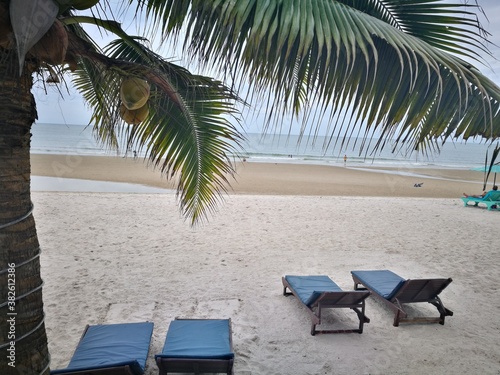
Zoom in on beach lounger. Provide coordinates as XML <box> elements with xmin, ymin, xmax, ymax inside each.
<box><xmin>155</xmin><ymin>318</ymin><xmax>234</xmax><ymax>375</ymax></box>
<box><xmin>351</xmin><ymin>270</ymin><xmax>453</xmax><ymax>327</ymax></box>
<box><xmin>282</xmin><ymin>275</ymin><xmax>370</xmax><ymax>335</ymax></box>
<box><xmin>50</xmin><ymin>322</ymin><xmax>154</xmax><ymax>375</ymax></box>
<box><xmin>461</xmin><ymin>190</ymin><xmax>500</xmax><ymax>210</ymax></box>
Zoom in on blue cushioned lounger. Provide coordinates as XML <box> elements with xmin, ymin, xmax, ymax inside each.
<box><xmin>351</xmin><ymin>270</ymin><xmax>453</xmax><ymax>326</ymax></box>
<box><xmin>50</xmin><ymin>322</ymin><xmax>154</xmax><ymax>375</ymax></box>
<box><xmin>282</xmin><ymin>275</ymin><xmax>370</xmax><ymax>335</ymax></box>
<box><xmin>155</xmin><ymin>319</ymin><xmax>234</xmax><ymax>375</ymax></box>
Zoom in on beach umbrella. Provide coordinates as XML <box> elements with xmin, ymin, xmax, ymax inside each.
<box><xmin>471</xmin><ymin>164</ymin><xmax>500</xmax><ymax>188</ymax></box>
<box><xmin>472</xmin><ymin>145</ymin><xmax>500</xmax><ymax>190</ymax></box>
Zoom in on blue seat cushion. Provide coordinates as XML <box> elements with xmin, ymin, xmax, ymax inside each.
<box><xmin>351</xmin><ymin>270</ymin><xmax>406</xmax><ymax>300</ymax></box>
<box><xmin>285</xmin><ymin>275</ymin><xmax>342</xmax><ymax>306</ymax></box>
<box><xmin>51</xmin><ymin>322</ymin><xmax>154</xmax><ymax>375</ymax></box>
<box><xmin>156</xmin><ymin>319</ymin><xmax>234</xmax><ymax>360</ymax></box>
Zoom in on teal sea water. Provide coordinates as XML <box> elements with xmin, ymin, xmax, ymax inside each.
<box><xmin>31</xmin><ymin>122</ymin><xmax>495</xmax><ymax>169</ymax></box>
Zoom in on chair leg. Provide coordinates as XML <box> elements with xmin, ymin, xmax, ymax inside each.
<box><xmin>311</xmin><ymin>323</ymin><xmax>317</xmax><ymax>336</ymax></box>
<box><xmin>310</xmin><ymin>306</ymin><xmax>322</xmax><ymax>335</ymax></box>
<box><xmin>358</xmin><ymin>312</ymin><xmax>364</xmax><ymax>334</ymax></box>
<box><xmin>394</xmin><ymin>311</ymin><xmax>401</xmax><ymax>327</ymax></box>
<box><xmin>351</xmin><ymin>306</ymin><xmax>369</xmax><ymax>333</ymax></box>
<box><xmin>429</xmin><ymin>296</ymin><xmax>453</xmax><ymax>325</ymax></box>
<box><xmin>392</xmin><ymin>299</ymin><xmax>407</xmax><ymax>327</ymax></box>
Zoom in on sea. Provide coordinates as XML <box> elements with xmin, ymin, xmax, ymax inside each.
<box><xmin>31</xmin><ymin>122</ymin><xmax>497</xmax><ymax>170</ymax></box>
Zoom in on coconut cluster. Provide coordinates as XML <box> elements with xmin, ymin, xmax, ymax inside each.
<box><xmin>0</xmin><ymin>1</ymin><xmax>89</xmax><ymax>69</ymax></box>
<box><xmin>119</xmin><ymin>77</ymin><xmax>150</xmax><ymax>125</ymax></box>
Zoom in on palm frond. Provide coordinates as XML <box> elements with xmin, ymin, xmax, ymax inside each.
<box><xmin>338</xmin><ymin>0</ymin><xmax>491</xmax><ymax>63</ymax></box>
<box><xmin>67</xmin><ymin>22</ymin><xmax>243</xmax><ymax>224</ymax></box>
<box><xmin>145</xmin><ymin>0</ymin><xmax>500</xmax><ymax>155</ymax></box>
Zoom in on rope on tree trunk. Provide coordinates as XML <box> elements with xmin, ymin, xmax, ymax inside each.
<box><xmin>1</xmin><ymin>201</ymin><xmax>50</xmax><ymax>373</ymax></box>
<box><xmin>0</xmin><ymin>202</ymin><xmax>34</xmax><ymax>230</ymax></box>
<box><xmin>0</xmin><ymin>312</ymin><xmax>46</xmax><ymax>349</ymax></box>
<box><xmin>0</xmin><ymin>280</ymin><xmax>44</xmax><ymax>310</ymax></box>
<box><xmin>0</xmin><ymin>249</ymin><xmax>41</xmax><ymax>276</ymax></box>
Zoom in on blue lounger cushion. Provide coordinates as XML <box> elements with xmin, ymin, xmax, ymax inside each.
<box><xmin>156</xmin><ymin>319</ymin><xmax>234</xmax><ymax>360</ymax></box>
<box><xmin>51</xmin><ymin>322</ymin><xmax>154</xmax><ymax>375</ymax></box>
<box><xmin>351</xmin><ymin>270</ymin><xmax>406</xmax><ymax>300</ymax></box>
<box><xmin>284</xmin><ymin>275</ymin><xmax>342</xmax><ymax>306</ymax></box>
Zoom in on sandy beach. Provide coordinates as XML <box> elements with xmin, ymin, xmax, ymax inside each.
<box><xmin>31</xmin><ymin>153</ymin><xmax>487</xmax><ymax>197</ymax></box>
<box><xmin>30</xmin><ymin>154</ymin><xmax>500</xmax><ymax>374</ymax></box>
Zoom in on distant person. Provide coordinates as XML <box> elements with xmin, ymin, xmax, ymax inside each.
<box><xmin>133</xmin><ymin>150</ymin><xmax>138</xmax><ymax>160</ymax></box>
<box><xmin>463</xmin><ymin>185</ymin><xmax>498</xmax><ymax>198</ymax></box>
<box><xmin>343</xmin><ymin>154</ymin><xmax>347</xmax><ymax>166</ymax></box>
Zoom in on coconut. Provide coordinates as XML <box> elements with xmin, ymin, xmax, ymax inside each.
<box><xmin>29</xmin><ymin>19</ymin><xmax>68</xmax><ymax>65</ymax></box>
<box><xmin>120</xmin><ymin>103</ymin><xmax>149</xmax><ymax>125</ymax></box>
<box><xmin>120</xmin><ymin>77</ymin><xmax>150</xmax><ymax>110</ymax></box>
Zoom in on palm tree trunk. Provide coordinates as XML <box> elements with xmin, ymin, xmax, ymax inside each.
<box><xmin>0</xmin><ymin>50</ymin><xmax>50</xmax><ymax>374</ymax></box>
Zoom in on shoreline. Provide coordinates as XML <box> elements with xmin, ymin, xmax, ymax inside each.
<box><xmin>31</xmin><ymin>153</ymin><xmax>487</xmax><ymax>198</ymax></box>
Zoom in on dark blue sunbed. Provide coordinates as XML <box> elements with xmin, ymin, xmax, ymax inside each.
<box><xmin>351</xmin><ymin>270</ymin><xmax>453</xmax><ymax>326</ymax></box>
<box><xmin>155</xmin><ymin>319</ymin><xmax>234</xmax><ymax>375</ymax></box>
<box><xmin>282</xmin><ymin>275</ymin><xmax>370</xmax><ymax>335</ymax></box>
<box><xmin>50</xmin><ymin>321</ymin><xmax>154</xmax><ymax>375</ymax></box>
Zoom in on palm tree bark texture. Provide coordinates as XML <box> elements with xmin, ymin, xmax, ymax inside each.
<box><xmin>0</xmin><ymin>49</ymin><xmax>50</xmax><ymax>375</ymax></box>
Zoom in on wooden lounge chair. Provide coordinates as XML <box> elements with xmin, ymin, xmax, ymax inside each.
<box><xmin>155</xmin><ymin>318</ymin><xmax>234</xmax><ymax>375</ymax></box>
<box><xmin>461</xmin><ymin>190</ymin><xmax>500</xmax><ymax>210</ymax></box>
<box><xmin>50</xmin><ymin>322</ymin><xmax>154</xmax><ymax>375</ymax></box>
<box><xmin>351</xmin><ymin>270</ymin><xmax>453</xmax><ymax>327</ymax></box>
<box><xmin>282</xmin><ymin>275</ymin><xmax>370</xmax><ymax>335</ymax></box>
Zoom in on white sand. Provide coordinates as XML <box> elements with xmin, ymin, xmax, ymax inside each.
<box><xmin>35</xmin><ymin>192</ymin><xmax>500</xmax><ymax>375</ymax></box>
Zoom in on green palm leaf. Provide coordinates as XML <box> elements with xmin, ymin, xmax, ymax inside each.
<box><xmin>68</xmin><ymin>22</ymin><xmax>243</xmax><ymax>223</ymax></box>
<box><xmin>143</xmin><ymin>0</ymin><xmax>500</xmax><ymax>153</ymax></box>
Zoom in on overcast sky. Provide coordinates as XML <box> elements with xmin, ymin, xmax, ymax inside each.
<box><xmin>34</xmin><ymin>1</ymin><xmax>500</xmax><ymax>134</ymax></box>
